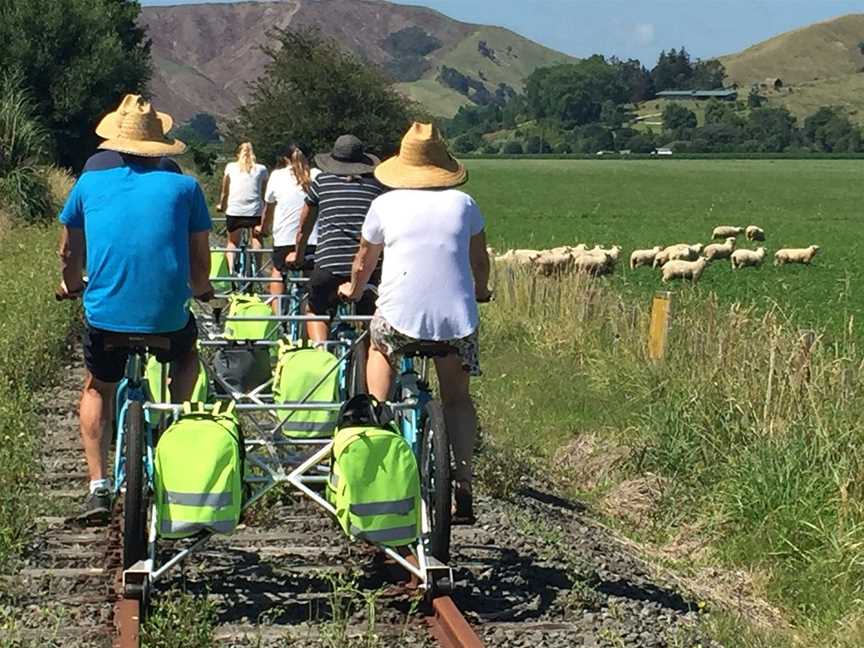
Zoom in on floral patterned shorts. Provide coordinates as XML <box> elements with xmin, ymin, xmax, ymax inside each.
<box><xmin>370</xmin><ymin>314</ymin><xmax>481</xmax><ymax>377</ymax></box>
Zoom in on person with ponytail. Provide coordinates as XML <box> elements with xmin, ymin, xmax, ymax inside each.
<box><xmin>217</xmin><ymin>142</ymin><xmax>269</xmax><ymax>271</ymax></box>
<box><xmin>261</xmin><ymin>144</ymin><xmax>321</xmax><ymax>307</ymax></box>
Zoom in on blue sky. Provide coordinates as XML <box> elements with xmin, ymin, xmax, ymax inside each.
<box><xmin>141</xmin><ymin>0</ymin><xmax>864</xmax><ymax>65</ymax></box>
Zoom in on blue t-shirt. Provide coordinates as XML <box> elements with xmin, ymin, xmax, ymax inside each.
<box><xmin>59</xmin><ymin>163</ymin><xmax>212</xmax><ymax>333</ymax></box>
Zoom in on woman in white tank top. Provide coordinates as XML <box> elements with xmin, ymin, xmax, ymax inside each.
<box><xmin>217</xmin><ymin>142</ymin><xmax>269</xmax><ymax>272</ymax></box>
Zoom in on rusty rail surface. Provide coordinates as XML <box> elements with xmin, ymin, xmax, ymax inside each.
<box><xmin>427</xmin><ymin>596</ymin><xmax>485</xmax><ymax>648</ymax></box>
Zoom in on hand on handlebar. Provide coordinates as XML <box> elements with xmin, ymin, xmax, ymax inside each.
<box><xmin>194</xmin><ymin>283</ymin><xmax>216</xmax><ymax>303</ymax></box>
<box><xmin>55</xmin><ymin>279</ymin><xmax>86</xmax><ymax>301</ymax></box>
<box><xmin>285</xmin><ymin>251</ymin><xmax>305</xmax><ymax>270</ymax></box>
<box><xmin>337</xmin><ymin>282</ymin><xmax>362</xmax><ymax>303</ymax></box>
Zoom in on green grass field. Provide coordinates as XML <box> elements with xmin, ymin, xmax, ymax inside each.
<box><xmin>464</xmin><ymin>159</ymin><xmax>860</xmax><ymax>336</ymax></box>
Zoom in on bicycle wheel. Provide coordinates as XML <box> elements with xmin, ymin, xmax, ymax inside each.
<box><xmin>348</xmin><ymin>340</ymin><xmax>367</xmax><ymax>397</ymax></box>
<box><xmin>421</xmin><ymin>400</ymin><xmax>451</xmax><ymax>563</ymax></box>
<box><xmin>123</xmin><ymin>400</ymin><xmax>149</xmax><ymax>570</ymax></box>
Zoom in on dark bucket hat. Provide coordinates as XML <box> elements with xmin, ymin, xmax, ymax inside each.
<box><xmin>314</xmin><ymin>135</ymin><xmax>380</xmax><ymax>175</ymax></box>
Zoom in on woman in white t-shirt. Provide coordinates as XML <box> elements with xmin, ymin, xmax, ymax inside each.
<box><xmin>216</xmin><ymin>142</ymin><xmax>269</xmax><ymax>272</ymax></box>
<box><xmin>338</xmin><ymin>123</ymin><xmax>492</xmax><ymax>525</ymax></box>
<box><xmin>260</xmin><ymin>144</ymin><xmax>320</xmax><ymax>306</ymax></box>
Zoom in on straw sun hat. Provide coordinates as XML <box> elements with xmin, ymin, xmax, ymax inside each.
<box><xmin>375</xmin><ymin>122</ymin><xmax>467</xmax><ymax>189</ymax></box>
<box><xmin>95</xmin><ymin>94</ymin><xmax>186</xmax><ymax>157</ymax></box>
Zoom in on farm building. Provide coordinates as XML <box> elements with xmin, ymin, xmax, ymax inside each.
<box><xmin>760</xmin><ymin>77</ymin><xmax>784</xmax><ymax>90</ymax></box>
<box><xmin>655</xmin><ymin>89</ymin><xmax>738</xmax><ymax>101</ymax></box>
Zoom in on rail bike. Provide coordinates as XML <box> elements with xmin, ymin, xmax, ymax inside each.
<box><xmin>112</xmin><ymin>237</ymin><xmax>456</xmax><ymax>617</ymax></box>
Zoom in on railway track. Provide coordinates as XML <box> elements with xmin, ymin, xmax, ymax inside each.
<box><xmin>6</xmin><ymin>356</ymin><xmax>721</xmax><ymax>648</ymax></box>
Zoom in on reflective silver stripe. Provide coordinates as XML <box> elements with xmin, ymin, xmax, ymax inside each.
<box><xmin>166</xmin><ymin>491</ymin><xmax>234</xmax><ymax>508</ymax></box>
<box><xmin>283</xmin><ymin>421</ymin><xmax>336</xmax><ymax>433</ymax></box>
<box><xmin>330</xmin><ymin>473</ymin><xmax>339</xmax><ymax>488</ymax></box>
<box><xmin>350</xmin><ymin>524</ymin><xmax>417</xmax><ymax>543</ymax></box>
<box><xmin>160</xmin><ymin>519</ymin><xmax>236</xmax><ymax>535</ymax></box>
<box><xmin>350</xmin><ymin>498</ymin><xmax>415</xmax><ymax>517</ymax></box>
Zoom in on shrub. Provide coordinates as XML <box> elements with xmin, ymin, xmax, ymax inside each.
<box><xmin>501</xmin><ymin>140</ymin><xmax>524</xmax><ymax>155</ymax></box>
<box><xmin>0</xmin><ymin>73</ymin><xmax>52</xmax><ymax>222</ymax></box>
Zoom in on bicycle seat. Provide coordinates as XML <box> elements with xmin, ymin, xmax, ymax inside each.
<box><xmin>103</xmin><ymin>333</ymin><xmax>171</xmax><ymax>352</ymax></box>
<box><xmin>397</xmin><ymin>342</ymin><xmax>457</xmax><ymax>358</ymax></box>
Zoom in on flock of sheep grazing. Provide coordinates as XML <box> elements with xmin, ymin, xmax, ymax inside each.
<box><xmin>493</xmin><ymin>224</ymin><xmax>821</xmax><ymax>285</ymax></box>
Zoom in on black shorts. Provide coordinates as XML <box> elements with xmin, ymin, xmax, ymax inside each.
<box><xmin>226</xmin><ymin>216</ymin><xmax>259</xmax><ymax>233</ymax></box>
<box><xmin>83</xmin><ymin>315</ymin><xmax>199</xmax><ymax>383</ymax></box>
<box><xmin>307</xmin><ymin>268</ymin><xmax>376</xmax><ymax>316</ymax></box>
<box><xmin>272</xmin><ymin>245</ymin><xmax>316</xmax><ymax>273</ymax></box>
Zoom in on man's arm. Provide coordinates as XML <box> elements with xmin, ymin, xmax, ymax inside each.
<box><xmin>216</xmin><ymin>175</ymin><xmax>230</xmax><ymax>212</ymax></box>
<box><xmin>58</xmin><ymin>226</ymin><xmax>86</xmax><ymax>297</ymax></box>
<box><xmin>189</xmin><ymin>231</ymin><xmax>213</xmax><ymax>297</ymax></box>
<box><xmin>338</xmin><ymin>238</ymin><xmax>384</xmax><ymax>301</ymax></box>
<box><xmin>469</xmin><ymin>230</ymin><xmax>492</xmax><ymax>302</ymax></box>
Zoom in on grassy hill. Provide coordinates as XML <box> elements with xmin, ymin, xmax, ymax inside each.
<box><xmin>141</xmin><ymin>1</ymin><xmax>573</xmax><ymax>122</ymax></box>
<box><xmin>720</xmin><ymin>14</ymin><xmax>864</xmax><ymax>124</ymax></box>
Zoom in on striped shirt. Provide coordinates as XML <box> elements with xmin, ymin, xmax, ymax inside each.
<box><xmin>305</xmin><ymin>173</ymin><xmax>388</xmax><ymax>276</ymax></box>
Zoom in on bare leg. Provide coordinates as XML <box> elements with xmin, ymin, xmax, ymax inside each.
<box><xmin>269</xmin><ymin>267</ymin><xmax>284</xmax><ymax>315</ymax></box>
<box><xmin>250</xmin><ymin>230</ymin><xmax>265</xmax><ymax>274</ymax></box>
<box><xmin>80</xmin><ymin>372</ymin><xmax>116</xmax><ymax>482</ymax></box>
<box><xmin>169</xmin><ymin>346</ymin><xmax>200</xmax><ymax>402</ymax></box>
<box><xmin>367</xmin><ymin>345</ymin><xmax>395</xmax><ymax>402</ymax></box>
<box><xmin>226</xmin><ymin>228</ymin><xmax>242</xmax><ymax>273</ymax></box>
<box><xmin>434</xmin><ymin>354</ymin><xmax>477</xmax><ymax>484</ymax></box>
<box><xmin>306</xmin><ymin>301</ymin><xmax>329</xmax><ymax>343</ymax></box>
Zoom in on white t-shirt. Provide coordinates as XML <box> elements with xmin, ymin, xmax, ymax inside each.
<box><xmin>362</xmin><ymin>189</ymin><xmax>485</xmax><ymax>340</ymax></box>
<box><xmin>224</xmin><ymin>162</ymin><xmax>268</xmax><ymax>217</ymax></box>
<box><xmin>265</xmin><ymin>167</ymin><xmax>320</xmax><ymax>247</ymax></box>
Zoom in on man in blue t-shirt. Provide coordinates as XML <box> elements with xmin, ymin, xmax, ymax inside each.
<box><xmin>57</xmin><ymin>95</ymin><xmax>213</xmax><ymax>523</ymax></box>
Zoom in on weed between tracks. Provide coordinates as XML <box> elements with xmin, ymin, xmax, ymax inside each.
<box><xmin>142</xmin><ymin>589</ymin><xmax>217</xmax><ymax>648</ymax></box>
<box><xmin>476</xmin><ymin>266</ymin><xmax>864</xmax><ymax>645</ymax></box>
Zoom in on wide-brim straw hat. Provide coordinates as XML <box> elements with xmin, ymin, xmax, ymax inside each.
<box><xmin>95</xmin><ymin>94</ymin><xmax>186</xmax><ymax>158</ymax></box>
<box><xmin>375</xmin><ymin>122</ymin><xmax>467</xmax><ymax>189</ymax></box>
<box><xmin>314</xmin><ymin>134</ymin><xmax>380</xmax><ymax>175</ymax></box>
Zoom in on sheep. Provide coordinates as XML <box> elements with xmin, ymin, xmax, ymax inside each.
<box><xmin>630</xmin><ymin>246</ymin><xmax>662</xmax><ymax>269</ymax></box>
<box><xmin>574</xmin><ymin>252</ymin><xmax>614</xmax><ymax>276</ymax></box>
<box><xmin>731</xmin><ymin>247</ymin><xmax>766</xmax><ymax>270</ymax></box>
<box><xmin>774</xmin><ymin>245</ymin><xmax>820</xmax><ymax>266</ymax></box>
<box><xmin>534</xmin><ymin>252</ymin><xmax>575</xmax><ymax>277</ymax></box>
<box><xmin>667</xmin><ymin>243</ymin><xmax>703</xmax><ymax>262</ymax></box>
<box><xmin>495</xmin><ymin>249</ymin><xmax>541</xmax><ymax>267</ymax></box>
<box><xmin>653</xmin><ymin>244</ymin><xmax>690</xmax><ymax>268</ymax></box>
<box><xmin>712</xmin><ymin>226</ymin><xmax>744</xmax><ymax>239</ymax></box>
<box><xmin>596</xmin><ymin>245</ymin><xmax>622</xmax><ymax>264</ymax></box>
<box><xmin>704</xmin><ymin>237</ymin><xmax>736</xmax><ymax>262</ymax></box>
<box><xmin>548</xmin><ymin>246</ymin><xmax>574</xmax><ymax>255</ymax></box>
<box><xmin>745</xmin><ymin>225</ymin><xmax>766</xmax><ymax>241</ymax></box>
<box><xmin>661</xmin><ymin>257</ymin><xmax>708</xmax><ymax>284</ymax></box>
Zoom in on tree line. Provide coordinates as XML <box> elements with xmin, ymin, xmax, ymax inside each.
<box><xmin>445</xmin><ymin>49</ymin><xmax>864</xmax><ymax>156</ymax></box>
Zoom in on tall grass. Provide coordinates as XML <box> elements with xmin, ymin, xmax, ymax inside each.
<box><xmin>477</xmin><ymin>266</ymin><xmax>864</xmax><ymax>644</ymax></box>
<box><xmin>0</xmin><ymin>226</ymin><xmax>79</xmax><ymax>569</ymax></box>
<box><xmin>0</xmin><ymin>72</ymin><xmax>53</xmax><ymax>222</ymax></box>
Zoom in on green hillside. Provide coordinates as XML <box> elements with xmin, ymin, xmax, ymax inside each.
<box><xmin>399</xmin><ymin>26</ymin><xmax>575</xmax><ymax>117</ymax></box>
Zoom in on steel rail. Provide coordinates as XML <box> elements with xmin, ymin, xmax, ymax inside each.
<box><xmin>428</xmin><ymin>596</ymin><xmax>485</xmax><ymax>648</ymax></box>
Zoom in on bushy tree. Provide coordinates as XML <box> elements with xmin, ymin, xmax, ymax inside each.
<box><xmin>611</xmin><ymin>57</ymin><xmax>656</xmax><ymax>103</ymax></box>
<box><xmin>501</xmin><ymin>141</ymin><xmax>524</xmax><ymax>155</ymax></box>
<box><xmin>453</xmin><ymin>132</ymin><xmax>483</xmax><ymax>154</ymax></box>
<box><xmin>746</xmin><ymin>106</ymin><xmax>798</xmax><ymax>152</ymax></box>
<box><xmin>625</xmin><ymin>133</ymin><xmax>656</xmax><ymax>153</ymax></box>
<box><xmin>0</xmin><ymin>0</ymin><xmax>151</xmax><ymax>170</ymax></box>
<box><xmin>662</xmin><ymin>103</ymin><xmax>698</xmax><ymax>135</ymax></box>
<box><xmin>174</xmin><ymin>113</ymin><xmax>220</xmax><ymax>145</ymax></box>
<box><xmin>652</xmin><ymin>48</ymin><xmax>694</xmax><ymax>92</ymax></box>
<box><xmin>803</xmin><ymin>107</ymin><xmax>863</xmax><ymax>152</ymax></box>
<box><xmin>233</xmin><ymin>28</ymin><xmax>414</xmax><ymax>164</ymax></box>
<box><xmin>524</xmin><ymin>135</ymin><xmax>552</xmax><ymax>154</ymax></box>
<box><xmin>524</xmin><ymin>57</ymin><xmax>629</xmax><ymax>127</ymax></box>
<box><xmin>690</xmin><ymin>60</ymin><xmax>726</xmax><ymax>90</ymax></box>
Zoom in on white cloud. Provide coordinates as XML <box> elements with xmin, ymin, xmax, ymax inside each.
<box><xmin>633</xmin><ymin>23</ymin><xmax>657</xmax><ymax>47</ymax></box>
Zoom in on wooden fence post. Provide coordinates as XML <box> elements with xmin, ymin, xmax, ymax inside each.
<box><xmin>647</xmin><ymin>291</ymin><xmax>673</xmax><ymax>362</ymax></box>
